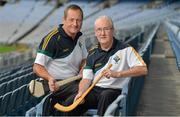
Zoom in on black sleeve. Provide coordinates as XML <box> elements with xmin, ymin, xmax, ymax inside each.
<box><xmin>37</xmin><ymin>32</ymin><xmax>57</xmax><ymax>58</ymax></box>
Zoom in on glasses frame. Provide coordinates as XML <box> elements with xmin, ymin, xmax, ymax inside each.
<box><xmin>95</xmin><ymin>27</ymin><xmax>113</xmax><ymax>33</ymax></box>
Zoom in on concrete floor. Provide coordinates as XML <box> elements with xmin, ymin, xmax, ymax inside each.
<box><xmin>136</xmin><ymin>28</ymin><xmax>180</xmax><ymax>116</ymax></box>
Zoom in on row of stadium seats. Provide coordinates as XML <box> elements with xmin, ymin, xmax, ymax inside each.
<box><xmin>0</xmin><ymin>60</ymin><xmax>42</xmax><ymax>115</ymax></box>
<box><xmin>165</xmin><ymin>21</ymin><xmax>180</xmax><ymax>70</ymax></box>
<box><xmin>0</xmin><ymin>64</ymin><xmax>33</xmax><ymax>84</ymax></box>
<box><xmin>116</xmin><ymin>2</ymin><xmax>179</xmax><ymax>29</ymax></box>
<box><xmin>0</xmin><ymin>59</ymin><xmax>33</xmax><ymax>78</ymax></box>
<box><xmin>0</xmin><ymin>0</ymin><xmax>179</xmax><ymax>116</ymax></box>
<box><xmin>0</xmin><ymin>1</ymin><xmax>103</xmax><ymax>116</ymax></box>
<box><xmin>25</xmin><ymin>0</ymin><xmax>179</xmax><ymax>115</ymax></box>
<box><xmin>0</xmin><ymin>0</ymin><xmax>55</xmax><ymax>44</ymax></box>
<box><xmin>0</xmin><ymin>84</ymin><xmax>42</xmax><ymax>116</ymax></box>
<box><xmin>82</xmin><ymin>1</ymin><xmax>145</xmax><ymax>33</ymax></box>
<box><xmin>0</xmin><ymin>72</ymin><xmax>36</xmax><ymax>96</ymax></box>
<box><xmin>19</xmin><ymin>0</ymin><xmax>101</xmax><ymax>45</ymax></box>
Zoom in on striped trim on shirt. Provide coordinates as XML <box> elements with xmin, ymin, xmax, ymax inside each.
<box><xmin>42</xmin><ymin>28</ymin><xmax>58</xmax><ymax>50</ymax></box>
<box><xmin>131</xmin><ymin>47</ymin><xmax>146</xmax><ymax>66</ymax></box>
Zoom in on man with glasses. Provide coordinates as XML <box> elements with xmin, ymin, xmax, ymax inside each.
<box><xmin>33</xmin><ymin>4</ymin><xmax>87</xmax><ymax>115</ymax></box>
<box><xmin>63</xmin><ymin>15</ymin><xmax>147</xmax><ymax>116</ymax></box>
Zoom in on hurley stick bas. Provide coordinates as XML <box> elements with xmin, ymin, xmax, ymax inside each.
<box><xmin>54</xmin><ymin>64</ymin><xmax>112</xmax><ymax>112</ymax></box>
<box><xmin>28</xmin><ymin>75</ymin><xmax>81</xmax><ymax>97</ymax></box>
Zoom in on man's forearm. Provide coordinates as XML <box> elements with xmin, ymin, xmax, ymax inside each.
<box><xmin>78</xmin><ymin>79</ymin><xmax>91</xmax><ymax>94</ymax></box>
<box><xmin>117</xmin><ymin>66</ymin><xmax>148</xmax><ymax>78</ymax></box>
<box><xmin>33</xmin><ymin>63</ymin><xmax>54</xmax><ymax>81</ymax></box>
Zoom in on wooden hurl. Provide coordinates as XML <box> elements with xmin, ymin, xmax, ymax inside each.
<box><xmin>28</xmin><ymin>75</ymin><xmax>81</xmax><ymax>97</ymax></box>
<box><xmin>54</xmin><ymin>64</ymin><xmax>112</xmax><ymax>112</ymax></box>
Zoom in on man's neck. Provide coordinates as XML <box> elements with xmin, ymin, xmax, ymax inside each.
<box><xmin>100</xmin><ymin>40</ymin><xmax>113</xmax><ymax>51</ymax></box>
<box><xmin>62</xmin><ymin>26</ymin><xmax>76</xmax><ymax>40</ymax></box>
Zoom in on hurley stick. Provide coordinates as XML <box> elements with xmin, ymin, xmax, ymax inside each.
<box><xmin>29</xmin><ymin>75</ymin><xmax>81</xmax><ymax>97</ymax></box>
<box><xmin>54</xmin><ymin>64</ymin><xmax>112</xmax><ymax>112</ymax></box>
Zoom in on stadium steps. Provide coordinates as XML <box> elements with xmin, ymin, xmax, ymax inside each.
<box><xmin>164</xmin><ymin>39</ymin><xmax>175</xmax><ymax>58</ymax></box>
<box><xmin>7</xmin><ymin>1</ymin><xmax>56</xmax><ymax>44</ymax></box>
<box><xmin>136</xmin><ymin>25</ymin><xmax>180</xmax><ymax>116</ymax></box>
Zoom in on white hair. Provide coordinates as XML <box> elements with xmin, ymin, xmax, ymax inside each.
<box><xmin>94</xmin><ymin>15</ymin><xmax>114</xmax><ymax>29</ymax></box>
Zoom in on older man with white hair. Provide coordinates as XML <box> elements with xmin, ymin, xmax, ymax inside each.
<box><xmin>63</xmin><ymin>15</ymin><xmax>147</xmax><ymax>116</ymax></box>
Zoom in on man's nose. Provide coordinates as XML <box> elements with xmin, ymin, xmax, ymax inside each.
<box><xmin>100</xmin><ymin>29</ymin><xmax>105</xmax><ymax>35</ymax></box>
<box><xmin>73</xmin><ymin>20</ymin><xmax>78</xmax><ymax>26</ymax></box>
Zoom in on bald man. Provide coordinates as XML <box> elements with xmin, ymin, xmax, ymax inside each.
<box><xmin>63</xmin><ymin>15</ymin><xmax>147</xmax><ymax>116</ymax></box>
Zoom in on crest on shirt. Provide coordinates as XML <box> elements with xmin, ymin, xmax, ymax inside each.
<box><xmin>113</xmin><ymin>54</ymin><xmax>121</xmax><ymax>64</ymax></box>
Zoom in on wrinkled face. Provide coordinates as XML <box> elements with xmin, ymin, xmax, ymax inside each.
<box><xmin>63</xmin><ymin>9</ymin><xmax>83</xmax><ymax>38</ymax></box>
<box><xmin>94</xmin><ymin>18</ymin><xmax>114</xmax><ymax>45</ymax></box>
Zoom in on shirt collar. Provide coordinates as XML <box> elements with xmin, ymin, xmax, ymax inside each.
<box><xmin>98</xmin><ymin>37</ymin><xmax>117</xmax><ymax>52</ymax></box>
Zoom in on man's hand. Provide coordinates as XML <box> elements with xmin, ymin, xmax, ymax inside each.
<box><xmin>74</xmin><ymin>92</ymin><xmax>85</xmax><ymax>104</ymax></box>
<box><xmin>48</xmin><ymin>77</ymin><xmax>59</xmax><ymax>92</ymax></box>
<box><xmin>102</xmin><ymin>69</ymin><xmax>120</xmax><ymax>78</ymax></box>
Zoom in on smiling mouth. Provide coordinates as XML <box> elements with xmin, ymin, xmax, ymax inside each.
<box><xmin>100</xmin><ymin>37</ymin><xmax>107</xmax><ymax>38</ymax></box>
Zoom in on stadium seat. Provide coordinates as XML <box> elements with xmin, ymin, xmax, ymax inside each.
<box><xmin>18</xmin><ymin>76</ymin><xmax>25</xmax><ymax>86</ymax></box>
<box><xmin>5</xmin><ymin>79</ymin><xmax>14</xmax><ymax>93</ymax></box>
<box><xmin>25</xmin><ymin>107</ymin><xmax>36</xmax><ymax>117</ymax></box>
<box><xmin>0</xmin><ymin>82</ymin><xmax>7</xmax><ymax>96</ymax></box>
<box><xmin>0</xmin><ymin>96</ymin><xmax>3</xmax><ymax>115</ymax></box>
<box><xmin>6</xmin><ymin>88</ymin><xmax>19</xmax><ymax>115</ymax></box>
<box><xmin>25</xmin><ymin>94</ymin><xmax>51</xmax><ymax>116</ymax></box>
<box><xmin>0</xmin><ymin>92</ymin><xmax>12</xmax><ymax>115</ymax></box>
<box><xmin>15</xmin><ymin>85</ymin><xmax>27</xmax><ymax>113</ymax></box>
<box><xmin>15</xmin><ymin>84</ymin><xmax>35</xmax><ymax>115</ymax></box>
<box><xmin>85</xmin><ymin>109</ymin><xmax>98</xmax><ymax>116</ymax></box>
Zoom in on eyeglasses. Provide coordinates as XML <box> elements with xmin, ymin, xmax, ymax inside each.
<box><xmin>95</xmin><ymin>27</ymin><xmax>113</xmax><ymax>33</ymax></box>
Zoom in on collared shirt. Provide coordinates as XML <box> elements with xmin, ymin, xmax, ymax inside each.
<box><xmin>34</xmin><ymin>24</ymin><xmax>87</xmax><ymax>80</ymax></box>
<box><xmin>83</xmin><ymin>38</ymin><xmax>146</xmax><ymax>89</ymax></box>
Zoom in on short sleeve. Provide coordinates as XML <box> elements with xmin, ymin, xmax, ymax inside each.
<box><xmin>37</xmin><ymin>29</ymin><xmax>58</xmax><ymax>58</ymax></box>
<box><xmin>34</xmin><ymin>53</ymin><xmax>52</xmax><ymax>66</ymax></box>
<box><xmin>127</xmin><ymin>47</ymin><xmax>146</xmax><ymax>68</ymax></box>
<box><xmin>35</xmin><ymin>30</ymin><xmax>57</xmax><ymax>66</ymax></box>
<box><xmin>83</xmin><ymin>53</ymin><xmax>94</xmax><ymax>80</ymax></box>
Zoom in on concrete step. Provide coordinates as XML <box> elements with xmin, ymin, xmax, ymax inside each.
<box><xmin>164</xmin><ymin>41</ymin><xmax>175</xmax><ymax>58</ymax></box>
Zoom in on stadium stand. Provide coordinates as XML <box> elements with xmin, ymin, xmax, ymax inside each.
<box><xmin>19</xmin><ymin>0</ymin><xmax>101</xmax><ymax>46</ymax></box>
<box><xmin>0</xmin><ymin>0</ymin><xmax>180</xmax><ymax>116</ymax></box>
<box><xmin>165</xmin><ymin>21</ymin><xmax>180</xmax><ymax>70</ymax></box>
<box><xmin>7</xmin><ymin>1</ymin><xmax>55</xmax><ymax>44</ymax></box>
<box><xmin>0</xmin><ymin>1</ymin><xmax>37</xmax><ymax>43</ymax></box>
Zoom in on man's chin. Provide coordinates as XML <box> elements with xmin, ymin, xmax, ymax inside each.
<box><xmin>71</xmin><ymin>30</ymin><xmax>79</xmax><ymax>34</ymax></box>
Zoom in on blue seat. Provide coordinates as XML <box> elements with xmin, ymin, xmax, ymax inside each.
<box><xmin>23</xmin><ymin>85</ymin><xmax>31</xmax><ymax>105</ymax></box>
<box><xmin>0</xmin><ymin>82</ymin><xmax>7</xmax><ymax>96</ymax></box>
<box><xmin>15</xmin><ymin>85</ymin><xmax>26</xmax><ymax>109</ymax></box>
<box><xmin>25</xmin><ymin>107</ymin><xmax>36</xmax><ymax>117</ymax></box>
<box><xmin>0</xmin><ymin>77</ymin><xmax>7</xmax><ymax>84</ymax></box>
<box><xmin>0</xmin><ymin>96</ymin><xmax>3</xmax><ymax>116</ymax></box>
<box><xmin>7</xmin><ymin>89</ymin><xmax>19</xmax><ymax>115</ymax></box>
<box><xmin>1</xmin><ymin>92</ymin><xmax>12</xmax><ymax>115</ymax></box>
<box><xmin>18</xmin><ymin>75</ymin><xmax>27</xmax><ymax>86</ymax></box>
<box><xmin>25</xmin><ymin>94</ymin><xmax>51</xmax><ymax>116</ymax></box>
<box><xmin>14</xmin><ymin>85</ymin><xmax>27</xmax><ymax>115</ymax></box>
<box><xmin>6</xmin><ymin>80</ymin><xmax>14</xmax><ymax>93</ymax></box>
<box><xmin>104</xmin><ymin>95</ymin><xmax>126</xmax><ymax>116</ymax></box>
<box><xmin>85</xmin><ymin>109</ymin><xmax>97</xmax><ymax>116</ymax></box>
<box><xmin>24</xmin><ymin>73</ymin><xmax>32</xmax><ymax>84</ymax></box>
